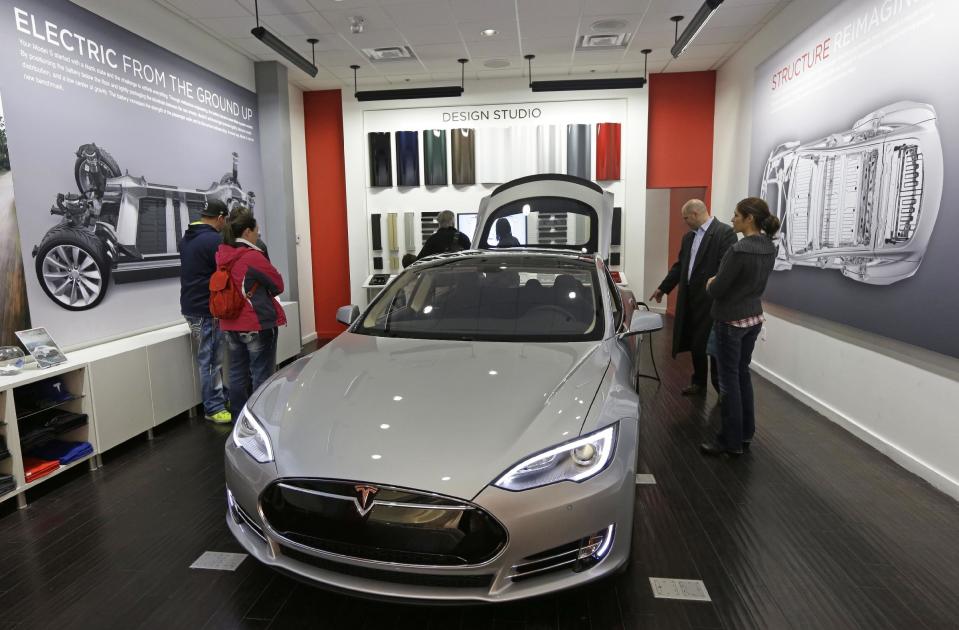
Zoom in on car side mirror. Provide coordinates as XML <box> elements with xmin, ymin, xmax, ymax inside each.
<box><xmin>336</xmin><ymin>305</ymin><xmax>360</xmax><ymax>326</ymax></box>
<box><xmin>623</xmin><ymin>311</ymin><xmax>663</xmax><ymax>337</ymax></box>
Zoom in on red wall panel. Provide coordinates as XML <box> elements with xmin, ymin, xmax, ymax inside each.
<box><xmin>303</xmin><ymin>90</ymin><xmax>351</xmax><ymax>339</ymax></box>
<box><xmin>647</xmin><ymin>71</ymin><xmax>716</xmax><ymax>200</ymax></box>
<box><xmin>595</xmin><ymin>122</ymin><xmax>622</xmax><ymax>181</ymax></box>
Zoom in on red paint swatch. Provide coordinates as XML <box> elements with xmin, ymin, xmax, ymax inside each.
<box><xmin>595</xmin><ymin>122</ymin><xmax>621</xmax><ymax>181</ymax></box>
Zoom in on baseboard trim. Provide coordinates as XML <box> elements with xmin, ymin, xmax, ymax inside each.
<box><xmin>301</xmin><ymin>332</ymin><xmax>318</xmax><ymax>345</ymax></box>
<box><xmin>752</xmin><ymin>360</ymin><xmax>959</xmax><ymax>502</ymax></box>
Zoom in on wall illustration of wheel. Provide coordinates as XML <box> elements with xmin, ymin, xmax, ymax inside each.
<box><xmin>34</xmin><ymin>227</ymin><xmax>111</xmax><ymax>310</ymax></box>
<box><xmin>74</xmin><ymin>144</ymin><xmax>121</xmax><ymax>197</ymax></box>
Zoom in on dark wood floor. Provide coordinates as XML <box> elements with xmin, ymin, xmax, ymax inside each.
<box><xmin>2</xmin><ymin>323</ymin><xmax>959</xmax><ymax>629</ymax></box>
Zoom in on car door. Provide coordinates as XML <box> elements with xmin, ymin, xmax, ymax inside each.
<box><xmin>473</xmin><ymin>174</ymin><xmax>615</xmax><ymax>260</ymax></box>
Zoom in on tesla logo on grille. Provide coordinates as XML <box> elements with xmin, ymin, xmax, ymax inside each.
<box><xmin>353</xmin><ymin>484</ymin><xmax>379</xmax><ymax>516</ymax></box>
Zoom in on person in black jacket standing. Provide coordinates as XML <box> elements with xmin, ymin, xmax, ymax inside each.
<box><xmin>701</xmin><ymin>197</ymin><xmax>780</xmax><ymax>456</ymax></box>
<box><xmin>650</xmin><ymin>199</ymin><xmax>736</xmax><ymax>396</ymax></box>
<box><xmin>180</xmin><ymin>199</ymin><xmax>232</xmax><ymax>424</ymax></box>
<box><xmin>417</xmin><ymin>210</ymin><xmax>470</xmax><ymax>259</ymax></box>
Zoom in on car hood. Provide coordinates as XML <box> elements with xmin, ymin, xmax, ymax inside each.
<box><xmin>251</xmin><ymin>332</ymin><xmax>611</xmax><ymax>500</ymax></box>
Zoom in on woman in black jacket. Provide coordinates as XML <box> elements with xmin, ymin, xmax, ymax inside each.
<box><xmin>701</xmin><ymin>197</ymin><xmax>780</xmax><ymax>456</ymax></box>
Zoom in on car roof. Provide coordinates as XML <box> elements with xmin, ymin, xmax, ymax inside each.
<box><xmin>411</xmin><ymin>248</ymin><xmax>599</xmax><ymax>269</ymax></box>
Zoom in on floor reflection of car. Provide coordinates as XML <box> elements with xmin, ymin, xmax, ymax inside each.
<box><xmin>32</xmin><ymin>144</ymin><xmax>255</xmax><ymax>310</ymax></box>
<box><xmin>225</xmin><ymin>175</ymin><xmax>662</xmax><ymax>602</ymax></box>
<box><xmin>761</xmin><ymin>101</ymin><xmax>942</xmax><ymax>284</ymax></box>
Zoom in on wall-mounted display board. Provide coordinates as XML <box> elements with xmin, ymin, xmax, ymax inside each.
<box><xmin>363</xmin><ymin>99</ymin><xmax>626</xmax><ymax>273</ymax></box>
<box><xmin>0</xmin><ymin>0</ymin><xmax>263</xmax><ymax>349</ymax></box>
<box><xmin>749</xmin><ymin>0</ymin><xmax>959</xmax><ymax>359</ymax></box>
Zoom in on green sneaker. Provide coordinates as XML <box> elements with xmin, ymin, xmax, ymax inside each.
<box><xmin>205</xmin><ymin>410</ymin><xmax>233</xmax><ymax>424</ymax></box>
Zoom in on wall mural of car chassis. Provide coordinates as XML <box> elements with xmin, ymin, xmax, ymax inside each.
<box><xmin>760</xmin><ymin>101</ymin><xmax>943</xmax><ymax>286</ymax></box>
<box><xmin>31</xmin><ymin>144</ymin><xmax>255</xmax><ymax>311</ymax></box>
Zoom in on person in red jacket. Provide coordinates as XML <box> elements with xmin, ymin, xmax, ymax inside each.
<box><xmin>215</xmin><ymin>210</ymin><xmax>287</xmax><ymax>416</ymax></box>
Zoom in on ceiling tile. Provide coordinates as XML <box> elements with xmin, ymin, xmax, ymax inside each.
<box><xmin>571</xmin><ymin>50</ymin><xmax>627</xmax><ymax>65</ymax></box>
<box><xmin>399</xmin><ymin>25</ymin><xmax>465</xmax><ymax>45</ymax></box>
<box><xmin>164</xmin><ymin>0</ymin><xmax>252</xmax><ymax>19</ymax></box>
<box><xmin>518</xmin><ymin>0</ymin><xmax>583</xmax><ymax>18</ymax></box>
<box><xmin>662</xmin><ymin>56</ymin><xmax>716</xmax><ymax>72</ymax></box>
<box><xmin>464</xmin><ymin>40</ymin><xmax>521</xmax><ymax>58</ymax></box>
<box><xmin>523</xmin><ymin>37</ymin><xmax>576</xmax><ymax>55</ymax></box>
<box><xmin>581</xmin><ymin>0</ymin><xmax>653</xmax><ymax>17</ymax></box>
<box><xmin>373</xmin><ymin>59</ymin><xmax>428</xmax><ymax>75</ymax></box>
<box><xmin>200</xmin><ymin>16</ymin><xmax>259</xmax><ymax>38</ymax></box>
<box><xmin>317</xmin><ymin>5</ymin><xmax>394</xmax><ymax>34</ymax></box>
<box><xmin>410</xmin><ymin>43</ymin><xmax>469</xmax><ymax>61</ymax></box>
<box><xmin>691</xmin><ymin>25</ymin><xmax>754</xmax><ymax>45</ymax></box>
<box><xmin>339</xmin><ymin>27</ymin><xmax>409</xmax><ymax>48</ymax></box>
<box><xmin>520</xmin><ymin>16</ymin><xmax>580</xmax><ymax>39</ymax></box>
<box><xmin>384</xmin><ymin>1</ymin><xmax>455</xmax><ymax>28</ymax></box>
<box><xmin>680</xmin><ymin>42</ymin><xmax>734</xmax><ymax>59</ymax></box>
<box><xmin>236</xmin><ymin>0</ymin><xmax>317</xmax><ymax>15</ymax></box>
<box><xmin>477</xmin><ymin>68</ymin><xmax>524</xmax><ymax>79</ymax></box>
<box><xmin>449</xmin><ymin>0</ymin><xmax>516</xmax><ymax>23</ymax></box>
<box><xmin>707</xmin><ymin>3</ymin><xmax>779</xmax><ymax>27</ymax></box>
<box><xmin>386</xmin><ymin>73</ymin><xmax>433</xmax><ymax>84</ymax></box>
<box><xmin>525</xmin><ymin>52</ymin><xmax>574</xmax><ymax>66</ymax></box>
<box><xmin>262</xmin><ymin>11</ymin><xmax>335</xmax><ymax>35</ymax></box>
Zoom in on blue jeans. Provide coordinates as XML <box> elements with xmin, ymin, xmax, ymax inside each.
<box><xmin>224</xmin><ymin>328</ymin><xmax>278</xmax><ymax>415</ymax></box>
<box><xmin>714</xmin><ymin>322</ymin><xmax>762</xmax><ymax>450</ymax></box>
<box><xmin>186</xmin><ymin>315</ymin><xmax>227</xmax><ymax>416</ymax></box>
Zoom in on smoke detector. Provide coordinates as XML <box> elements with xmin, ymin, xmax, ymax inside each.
<box><xmin>576</xmin><ymin>33</ymin><xmax>630</xmax><ymax>50</ymax></box>
<box><xmin>361</xmin><ymin>46</ymin><xmax>416</xmax><ymax>62</ymax></box>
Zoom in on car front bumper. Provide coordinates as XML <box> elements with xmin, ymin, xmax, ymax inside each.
<box><xmin>224</xmin><ymin>420</ymin><xmax>637</xmax><ymax>603</ymax></box>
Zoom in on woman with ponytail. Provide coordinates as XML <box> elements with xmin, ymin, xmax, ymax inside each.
<box><xmin>701</xmin><ymin>197</ymin><xmax>780</xmax><ymax>456</ymax></box>
<box><xmin>215</xmin><ymin>208</ymin><xmax>286</xmax><ymax>416</ymax></box>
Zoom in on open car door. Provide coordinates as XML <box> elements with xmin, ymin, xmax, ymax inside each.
<box><xmin>472</xmin><ymin>174</ymin><xmax>615</xmax><ymax>260</ymax></box>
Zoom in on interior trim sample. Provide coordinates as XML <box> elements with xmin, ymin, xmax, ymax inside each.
<box><xmin>595</xmin><ymin>122</ymin><xmax>622</xmax><ymax>181</ymax></box>
<box><xmin>386</xmin><ymin>212</ymin><xmax>399</xmax><ymax>253</ymax></box>
<box><xmin>423</xmin><ymin>129</ymin><xmax>448</xmax><ymax>186</ymax></box>
<box><xmin>370</xmin><ymin>213</ymin><xmax>382</xmax><ymax>251</ymax></box>
<box><xmin>610</xmin><ymin>252</ymin><xmax>621</xmax><ymax>266</ymax></box>
<box><xmin>404</xmin><ymin>211</ymin><xmax>415</xmax><ymax>251</ymax></box>
<box><xmin>451</xmin><ymin>128</ymin><xmax>476</xmax><ymax>185</ymax></box>
<box><xmin>395</xmin><ymin>131</ymin><xmax>420</xmax><ymax>187</ymax></box>
<box><xmin>477</xmin><ymin>127</ymin><xmax>511</xmax><ymax>184</ymax></box>
<box><xmin>368</xmin><ymin>132</ymin><xmax>393</xmax><ymax>187</ymax></box>
<box><xmin>510</xmin><ymin>125</ymin><xmax>537</xmax><ymax>181</ymax></box>
<box><xmin>612</xmin><ymin>206</ymin><xmax>622</xmax><ymax>246</ymax></box>
<box><xmin>567</xmin><ymin>124</ymin><xmax>591</xmax><ymax>179</ymax></box>
<box><xmin>373</xmin><ymin>256</ymin><xmax>383</xmax><ymax>270</ymax></box>
<box><xmin>536</xmin><ymin>124</ymin><xmax>566</xmax><ymax>174</ymax></box>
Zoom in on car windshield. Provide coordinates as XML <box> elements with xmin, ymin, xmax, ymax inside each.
<box><xmin>356</xmin><ymin>256</ymin><xmax>604</xmax><ymax>342</ymax></box>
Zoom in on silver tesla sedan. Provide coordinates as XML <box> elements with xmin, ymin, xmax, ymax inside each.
<box><xmin>225</xmin><ymin>175</ymin><xmax>662</xmax><ymax>602</ymax></box>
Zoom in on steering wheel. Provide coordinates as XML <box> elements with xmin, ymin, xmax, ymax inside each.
<box><xmin>523</xmin><ymin>304</ymin><xmax>574</xmax><ymax>320</ymax></box>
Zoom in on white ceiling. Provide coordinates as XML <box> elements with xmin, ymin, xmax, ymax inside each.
<box><xmin>151</xmin><ymin>0</ymin><xmax>791</xmax><ymax>90</ymax></box>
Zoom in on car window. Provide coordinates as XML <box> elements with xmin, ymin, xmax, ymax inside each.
<box><xmin>357</xmin><ymin>258</ymin><xmax>604</xmax><ymax>342</ymax></box>
<box><xmin>478</xmin><ymin>197</ymin><xmax>597</xmax><ymax>251</ymax></box>
<box><xmin>604</xmin><ymin>270</ymin><xmax>623</xmax><ymax>331</ymax></box>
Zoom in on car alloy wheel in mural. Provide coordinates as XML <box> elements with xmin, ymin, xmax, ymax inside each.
<box><xmin>32</xmin><ymin>146</ymin><xmax>256</xmax><ymax>311</ymax></box>
<box><xmin>760</xmin><ymin>101</ymin><xmax>942</xmax><ymax>285</ymax></box>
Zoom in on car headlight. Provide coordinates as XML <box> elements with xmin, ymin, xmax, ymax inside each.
<box><xmin>231</xmin><ymin>406</ymin><xmax>274</xmax><ymax>463</ymax></box>
<box><xmin>493</xmin><ymin>424</ymin><xmax>617</xmax><ymax>491</ymax></box>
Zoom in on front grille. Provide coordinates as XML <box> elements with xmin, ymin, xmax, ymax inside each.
<box><xmin>281</xmin><ymin>545</ymin><xmax>494</xmax><ymax>589</ymax></box>
<box><xmin>260</xmin><ymin>479</ymin><xmax>507</xmax><ymax>567</ymax></box>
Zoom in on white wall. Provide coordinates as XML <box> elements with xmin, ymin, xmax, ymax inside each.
<box><xmin>340</xmin><ymin>78</ymin><xmax>648</xmax><ymax>307</ymax></box>
<box><xmin>643</xmin><ymin>188</ymin><xmax>670</xmax><ymax>314</ymax></box>
<box><xmin>288</xmin><ymin>84</ymin><xmax>316</xmax><ymax>344</ymax></box>
<box><xmin>712</xmin><ymin>0</ymin><xmax>959</xmax><ymax>499</ymax></box>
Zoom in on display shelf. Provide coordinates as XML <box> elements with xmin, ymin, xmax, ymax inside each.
<box><xmin>23</xmin><ymin>453</ymin><xmax>95</xmax><ymax>488</ymax></box>
<box><xmin>0</xmin><ymin>487</ymin><xmax>19</xmax><ymax>505</ymax></box>
<box><xmin>15</xmin><ymin>395</ymin><xmax>84</xmax><ymax>421</ymax></box>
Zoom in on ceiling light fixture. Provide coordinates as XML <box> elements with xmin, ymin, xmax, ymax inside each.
<box><xmin>525</xmin><ymin>51</ymin><xmax>650</xmax><ymax>92</ymax></box>
<box><xmin>350</xmin><ymin>59</ymin><xmax>468</xmax><ymax>101</ymax></box>
<box><xmin>481</xmin><ymin>28</ymin><xmax>498</xmax><ymax>37</ymax></box>
<box><xmin>350</xmin><ymin>15</ymin><xmax>365</xmax><ymax>35</ymax></box>
<box><xmin>670</xmin><ymin>0</ymin><xmax>724</xmax><ymax>58</ymax></box>
<box><xmin>250</xmin><ymin>0</ymin><xmax>318</xmax><ymax>77</ymax></box>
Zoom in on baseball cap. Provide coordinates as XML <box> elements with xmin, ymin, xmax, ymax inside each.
<box><xmin>201</xmin><ymin>199</ymin><xmax>229</xmax><ymax>217</ymax></box>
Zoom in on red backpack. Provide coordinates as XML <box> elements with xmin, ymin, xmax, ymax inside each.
<box><xmin>209</xmin><ymin>253</ymin><xmax>257</xmax><ymax>319</ymax></box>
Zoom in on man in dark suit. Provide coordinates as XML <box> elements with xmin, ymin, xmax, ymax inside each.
<box><xmin>650</xmin><ymin>199</ymin><xmax>737</xmax><ymax>396</ymax></box>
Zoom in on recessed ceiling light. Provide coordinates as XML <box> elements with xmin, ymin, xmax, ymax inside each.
<box><xmin>481</xmin><ymin>28</ymin><xmax>498</xmax><ymax>37</ymax></box>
